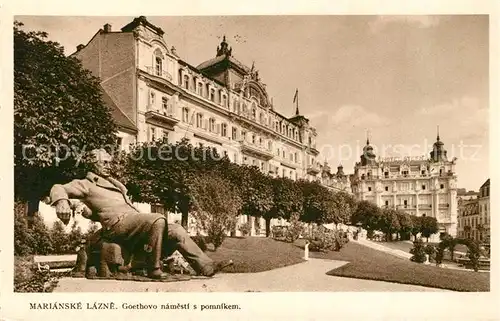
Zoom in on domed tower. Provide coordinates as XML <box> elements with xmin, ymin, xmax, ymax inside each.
<box><xmin>336</xmin><ymin>163</ymin><xmax>345</xmax><ymax>177</ymax></box>
<box><xmin>430</xmin><ymin>126</ymin><xmax>448</xmax><ymax>162</ymax></box>
<box><xmin>361</xmin><ymin>138</ymin><xmax>377</xmax><ymax>166</ymax></box>
<box><xmin>216</xmin><ymin>35</ymin><xmax>232</xmax><ymax>57</ymax></box>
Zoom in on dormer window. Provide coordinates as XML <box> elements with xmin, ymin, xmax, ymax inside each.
<box><xmin>259</xmin><ymin>112</ymin><xmax>264</xmax><ymax>124</ymax></box>
<box><xmin>183</xmin><ymin>75</ymin><xmax>189</xmax><ymax>89</ymax></box>
<box><xmin>210</xmin><ymin>89</ymin><xmax>215</xmax><ymax>102</ymax></box>
<box><xmin>198</xmin><ymin>82</ymin><xmax>203</xmax><ymax>96</ymax></box>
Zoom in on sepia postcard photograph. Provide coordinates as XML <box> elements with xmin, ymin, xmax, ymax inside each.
<box><xmin>1</xmin><ymin>1</ymin><xmax>499</xmax><ymax>321</ymax></box>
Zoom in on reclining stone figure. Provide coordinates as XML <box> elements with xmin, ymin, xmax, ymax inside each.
<box><xmin>50</xmin><ymin>148</ymin><xmax>232</xmax><ymax>279</ymax></box>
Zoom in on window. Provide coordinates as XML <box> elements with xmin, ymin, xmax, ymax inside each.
<box><xmin>251</xmin><ymin>107</ymin><xmax>256</xmax><ymax>119</ymax></box>
<box><xmin>422</xmin><ymin>185</ymin><xmax>426</xmax><ymax>190</ymax></box>
<box><xmin>182</xmin><ymin>107</ymin><xmax>189</xmax><ymax>123</ymax></box>
<box><xmin>294</xmin><ymin>152</ymin><xmax>298</xmax><ymax>163</ymax></box>
<box><xmin>196</xmin><ymin>113</ymin><xmax>203</xmax><ymax>128</ymax></box>
<box><xmin>233</xmin><ymin>100</ymin><xmax>239</xmax><ymax>113</ymax></box>
<box><xmin>162</xmin><ymin>129</ymin><xmax>169</xmax><ymax>142</ymax></box>
<box><xmin>421</xmin><ymin>170</ymin><xmax>426</xmax><ymax>175</ymax></box>
<box><xmin>162</xmin><ymin>97</ymin><xmax>169</xmax><ymax>115</ymax></box>
<box><xmin>150</xmin><ymin>126</ymin><xmax>156</xmax><ymax>142</ymax></box>
<box><xmin>117</xmin><ymin>137</ymin><xmax>123</xmax><ymax>148</ymax></box>
<box><xmin>282</xmin><ymin>169</ymin><xmax>285</xmax><ymax>177</ymax></box>
<box><xmin>259</xmin><ymin>137</ymin><xmax>263</xmax><ymax>146</ymax></box>
<box><xmin>154</xmin><ymin>48</ymin><xmax>163</xmax><ymax>76</ymax></box>
<box><xmin>198</xmin><ymin>83</ymin><xmax>203</xmax><ymax>96</ymax></box>
<box><xmin>155</xmin><ymin>57</ymin><xmax>162</xmax><ymax>76</ymax></box>
<box><xmin>222</xmin><ymin>95</ymin><xmax>227</xmax><ymax>107</ymax></box>
<box><xmin>290</xmin><ymin>170</ymin><xmax>293</xmax><ymax>178</ymax></box>
<box><xmin>402</xmin><ymin>170</ymin><xmax>408</xmax><ymax>176</ymax></box>
<box><xmin>183</xmin><ymin>75</ymin><xmax>189</xmax><ymax>89</ymax></box>
<box><xmin>210</xmin><ymin>89</ymin><xmax>215</xmax><ymax>102</ymax></box>
<box><xmin>361</xmin><ymin>174</ymin><xmax>365</xmax><ymax>180</ymax></box>
<box><xmin>289</xmin><ymin>153</ymin><xmax>293</xmax><ymax>161</ymax></box>
<box><xmin>232</xmin><ymin>127</ymin><xmax>237</xmax><ymax>140</ymax></box>
<box><xmin>221</xmin><ymin>123</ymin><xmax>227</xmax><ymax>137</ymax></box>
<box><xmin>385</xmin><ymin>186</ymin><xmax>389</xmax><ymax>191</ymax></box>
<box><xmin>242</xmin><ymin>130</ymin><xmax>247</xmax><ymax>142</ymax></box>
<box><xmin>261</xmin><ymin>162</ymin><xmax>265</xmax><ymax>171</ymax></box>
<box><xmin>385</xmin><ymin>200</ymin><xmax>389</xmax><ymax>206</ymax></box>
<box><xmin>282</xmin><ymin>150</ymin><xmax>285</xmax><ymax>158</ymax></box>
<box><xmin>404</xmin><ymin>200</ymin><xmax>408</xmax><ymax>206</ymax></box>
<box><xmin>209</xmin><ymin>118</ymin><xmax>216</xmax><ymax>132</ymax></box>
<box><xmin>384</xmin><ymin>172</ymin><xmax>389</xmax><ymax>178</ymax></box>
<box><xmin>252</xmin><ymin>134</ymin><xmax>256</xmax><ymax>144</ymax></box>
<box><xmin>368</xmin><ymin>187</ymin><xmax>372</xmax><ymax>192</ymax></box>
<box><xmin>440</xmin><ymin>184</ymin><xmax>444</xmax><ymax>189</ymax></box>
<box><xmin>268</xmin><ymin>141</ymin><xmax>272</xmax><ymax>151</ymax></box>
<box><xmin>259</xmin><ymin>113</ymin><xmax>264</xmax><ymax>123</ymax></box>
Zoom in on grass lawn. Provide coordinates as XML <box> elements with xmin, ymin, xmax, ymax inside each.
<box><xmin>298</xmin><ymin>241</ymin><xmax>489</xmax><ymax>292</ymax></box>
<box><xmin>207</xmin><ymin>237</ymin><xmax>305</xmax><ymax>273</ymax></box>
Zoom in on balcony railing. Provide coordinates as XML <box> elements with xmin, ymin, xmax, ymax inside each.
<box><xmin>438</xmin><ymin>203</ymin><xmax>450</xmax><ymax>209</ymax></box>
<box><xmin>307</xmin><ymin>163</ymin><xmax>321</xmax><ymax>175</ymax></box>
<box><xmin>397</xmin><ymin>205</ymin><xmax>416</xmax><ymax>210</ymax></box>
<box><xmin>239</xmin><ymin>140</ymin><xmax>274</xmax><ymax>160</ymax></box>
<box><xmin>144</xmin><ymin>66</ymin><xmax>173</xmax><ymax>81</ymax></box>
<box><xmin>418</xmin><ymin>204</ymin><xmax>432</xmax><ymax>209</ymax></box>
<box><xmin>145</xmin><ymin>105</ymin><xmax>179</xmax><ymax>124</ymax></box>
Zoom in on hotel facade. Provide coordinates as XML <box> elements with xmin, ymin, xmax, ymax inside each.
<box><xmin>69</xmin><ymin>16</ymin><xmax>350</xmax><ymax>234</ymax></box>
<box><xmin>457</xmin><ymin>179</ymin><xmax>490</xmax><ymax>242</ymax></box>
<box><xmin>351</xmin><ymin>135</ymin><xmax>458</xmax><ymax>240</ymax></box>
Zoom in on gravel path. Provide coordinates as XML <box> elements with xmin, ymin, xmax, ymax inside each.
<box><xmin>54</xmin><ymin>258</ymin><xmax>447</xmax><ymax>292</ymax></box>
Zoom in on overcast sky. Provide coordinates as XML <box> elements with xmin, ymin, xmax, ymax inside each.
<box><xmin>17</xmin><ymin>15</ymin><xmax>489</xmax><ymax>191</ymax></box>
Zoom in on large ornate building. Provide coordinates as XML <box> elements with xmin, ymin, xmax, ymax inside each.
<box><xmin>70</xmin><ymin>16</ymin><xmax>348</xmax><ymax>234</ymax></box>
<box><xmin>73</xmin><ymin>17</ymin><xmax>322</xmax><ymax>182</ymax></box>
<box><xmin>351</xmin><ymin>134</ymin><xmax>458</xmax><ymax>240</ymax></box>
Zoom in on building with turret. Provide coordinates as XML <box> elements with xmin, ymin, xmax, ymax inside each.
<box><xmin>68</xmin><ymin>16</ymin><xmax>334</xmax><ymax>235</ymax></box>
<box><xmin>320</xmin><ymin>162</ymin><xmax>352</xmax><ymax>193</ymax></box>
<box><xmin>351</xmin><ymin>133</ymin><xmax>458</xmax><ymax>240</ymax></box>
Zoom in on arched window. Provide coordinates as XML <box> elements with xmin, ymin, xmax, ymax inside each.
<box><xmin>153</xmin><ymin>48</ymin><xmax>164</xmax><ymax>76</ymax></box>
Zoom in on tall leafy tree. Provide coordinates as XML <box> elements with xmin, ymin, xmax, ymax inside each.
<box><xmin>420</xmin><ymin>216</ymin><xmax>439</xmax><ymax>242</ymax></box>
<box><xmin>14</xmin><ymin>21</ymin><xmax>117</xmax><ymax>219</ymax></box>
<box><xmin>268</xmin><ymin>177</ymin><xmax>303</xmax><ymax>237</ymax></box>
<box><xmin>397</xmin><ymin>211</ymin><xmax>414</xmax><ymax>240</ymax></box>
<box><xmin>351</xmin><ymin>200</ymin><xmax>382</xmax><ymax>236</ymax></box>
<box><xmin>379</xmin><ymin>208</ymin><xmax>401</xmax><ymax>241</ymax></box>
<box><xmin>297</xmin><ymin>179</ymin><xmax>336</xmax><ymax>224</ymax></box>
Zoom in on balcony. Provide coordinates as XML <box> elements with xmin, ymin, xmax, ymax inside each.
<box><xmin>144</xmin><ymin>66</ymin><xmax>173</xmax><ymax>81</ymax></box>
<box><xmin>418</xmin><ymin>204</ymin><xmax>432</xmax><ymax>209</ymax></box>
<box><xmin>145</xmin><ymin>105</ymin><xmax>179</xmax><ymax>125</ymax></box>
<box><xmin>438</xmin><ymin>203</ymin><xmax>450</xmax><ymax>209</ymax></box>
<box><xmin>397</xmin><ymin>205</ymin><xmax>416</xmax><ymax>210</ymax></box>
<box><xmin>280</xmin><ymin>158</ymin><xmax>300</xmax><ymax>169</ymax></box>
<box><xmin>307</xmin><ymin>163</ymin><xmax>321</xmax><ymax>175</ymax></box>
<box><xmin>240</xmin><ymin>140</ymin><xmax>274</xmax><ymax>160</ymax></box>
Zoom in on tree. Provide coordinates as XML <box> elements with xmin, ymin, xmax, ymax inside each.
<box><xmin>379</xmin><ymin>208</ymin><xmax>401</xmax><ymax>241</ymax></box>
<box><xmin>410</xmin><ymin>215</ymin><xmax>423</xmax><ymax>241</ymax></box>
<box><xmin>189</xmin><ymin>172</ymin><xmax>242</xmax><ymax>250</ymax></box>
<box><xmin>351</xmin><ymin>200</ymin><xmax>382</xmax><ymax>237</ymax></box>
<box><xmin>14</xmin><ymin>202</ymin><xmax>53</xmax><ymax>255</ymax></box>
<box><xmin>50</xmin><ymin>221</ymin><xmax>70</xmax><ymax>254</ymax></box>
<box><xmin>223</xmin><ymin>164</ymin><xmax>273</xmax><ymax>235</ymax></box>
<box><xmin>396</xmin><ymin>211</ymin><xmax>414</xmax><ymax>241</ymax></box>
<box><xmin>14</xmin><ymin>21</ymin><xmax>118</xmax><ymax>220</ymax></box>
<box><xmin>332</xmin><ymin>191</ymin><xmax>358</xmax><ymax>225</ymax></box>
<box><xmin>68</xmin><ymin>220</ymin><xmax>84</xmax><ymax>251</ymax></box>
<box><xmin>420</xmin><ymin>216</ymin><xmax>439</xmax><ymax>242</ymax></box>
<box><xmin>268</xmin><ymin>177</ymin><xmax>303</xmax><ymax>237</ymax></box>
<box><xmin>125</xmin><ymin>138</ymin><xmax>226</xmax><ymax>228</ymax></box>
<box><xmin>297</xmin><ymin>180</ymin><xmax>337</xmax><ymax>225</ymax></box>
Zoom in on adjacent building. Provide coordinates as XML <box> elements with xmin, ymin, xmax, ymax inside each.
<box><xmin>457</xmin><ymin>179</ymin><xmax>490</xmax><ymax>242</ymax></box>
<box><xmin>351</xmin><ymin>135</ymin><xmax>458</xmax><ymax>240</ymax></box>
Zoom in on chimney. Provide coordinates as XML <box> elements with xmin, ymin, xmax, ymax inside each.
<box><xmin>103</xmin><ymin>23</ymin><xmax>112</xmax><ymax>33</ymax></box>
<box><xmin>76</xmin><ymin>44</ymin><xmax>85</xmax><ymax>51</ymax></box>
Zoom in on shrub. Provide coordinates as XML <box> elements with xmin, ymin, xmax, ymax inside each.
<box><xmin>271</xmin><ymin>225</ymin><xmax>287</xmax><ymax>240</ymax></box>
<box><xmin>435</xmin><ymin>246</ymin><xmax>445</xmax><ymax>265</ymax></box>
<box><xmin>466</xmin><ymin>240</ymin><xmax>481</xmax><ymax>272</ymax></box>
<box><xmin>285</xmin><ymin>213</ymin><xmax>304</xmax><ymax>243</ymax></box>
<box><xmin>410</xmin><ymin>238</ymin><xmax>427</xmax><ymax>263</ymax></box>
<box><xmin>424</xmin><ymin>244</ymin><xmax>436</xmax><ymax>262</ymax></box>
<box><xmin>239</xmin><ymin>221</ymin><xmax>252</xmax><ymax>237</ymax></box>
<box><xmin>192</xmin><ymin>234</ymin><xmax>208</xmax><ymax>252</ymax></box>
<box><xmin>14</xmin><ymin>256</ymin><xmax>59</xmax><ymax>293</ymax></box>
<box><xmin>307</xmin><ymin>226</ymin><xmax>349</xmax><ymax>252</ymax></box>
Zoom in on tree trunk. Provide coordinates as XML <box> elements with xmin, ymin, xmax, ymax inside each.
<box><xmin>27</xmin><ymin>198</ymin><xmax>40</xmax><ymax>228</ymax></box>
<box><xmin>265</xmin><ymin>218</ymin><xmax>271</xmax><ymax>237</ymax></box>
<box><xmin>181</xmin><ymin>209</ymin><xmax>188</xmax><ymax>229</ymax></box>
